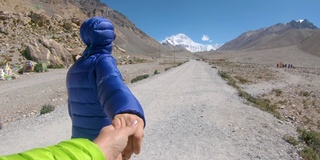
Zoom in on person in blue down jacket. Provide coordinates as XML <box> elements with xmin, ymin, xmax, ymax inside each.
<box><xmin>66</xmin><ymin>16</ymin><xmax>145</xmax><ymax>159</ymax></box>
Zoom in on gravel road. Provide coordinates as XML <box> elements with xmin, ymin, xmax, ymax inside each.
<box><xmin>0</xmin><ymin>69</ymin><xmax>68</xmax><ymax>124</ymax></box>
<box><xmin>0</xmin><ymin>60</ymin><xmax>299</xmax><ymax>159</ymax></box>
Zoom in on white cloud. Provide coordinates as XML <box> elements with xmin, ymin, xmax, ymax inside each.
<box><xmin>202</xmin><ymin>35</ymin><xmax>210</xmax><ymax>41</ymax></box>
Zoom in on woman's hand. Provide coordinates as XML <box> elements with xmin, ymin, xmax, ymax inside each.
<box><xmin>93</xmin><ymin>120</ymin><xmax>138</xmax><ymax>160</ymax></box>
<box><xmin>112</xmin><ymin>114</ymin><xmax>145</xmax><ymax>159</ymax></box>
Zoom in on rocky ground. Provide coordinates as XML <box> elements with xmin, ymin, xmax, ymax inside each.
<box><xmin>0</xmin><ymin>60</ymin><xmax>301</xmax><ymax>160</ymax></box>
<box><xmin>0</xmin><ymin>9</ymin><xmax>157</xmax><ymax>73</ymax></box>
<box><xmin>197</xmin><ymin>46</ymin><xmax>320</xmax><ymax>136</ymax></box>
<box><xmin>211</xmin><ymin>61</ymin><xmax>320</xmax><ymax>132</ymax></box>
<box><xmin>0</xmin><ymin>48</ymin><xmax>319</xmax><ymax>159</ymax></box>
<box><xmin>0</xmin><ymin>59</ymin><xmax>181</xmax><ymax>127</ymax></box>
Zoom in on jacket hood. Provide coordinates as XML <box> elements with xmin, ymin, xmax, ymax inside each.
<box><xmin>80</xmin><ymin>17</ymin><xmax>115</xmax><ymax>57</ymax></box>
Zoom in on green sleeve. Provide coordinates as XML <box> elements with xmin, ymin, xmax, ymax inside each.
<box><xmin>0</xmin><ymin>138</ymin><xmax>105</xmax><ymax>160</ymax></box>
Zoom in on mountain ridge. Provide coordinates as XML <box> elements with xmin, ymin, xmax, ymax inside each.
<box><xmin>218</xmin><ymin>19</ymin><xmax>319</xmax><ymax>51</ymax></box>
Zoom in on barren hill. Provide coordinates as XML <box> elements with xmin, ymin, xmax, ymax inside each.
<box><xmin>0</xmin><ymin>0</ymin><xmax>174</xmax><ymax>69</ymax></box>
<box><xmin>300</xmin><ymin>30</ymin><xmax>320</xmax><ymax>57</ymax></box>
<box><xmin>218</xmin><ymin>19</ymin><xmax>319</xmax><ymax>51</ymax></box>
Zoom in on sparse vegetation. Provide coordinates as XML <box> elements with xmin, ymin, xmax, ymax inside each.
<box><xmin>18</xmin><ymin>68</ymin><xmax>24</xmax><ymax>74</ymax></box>
<box><xmin>131</xmin><ymin>74</ymin><xmax>149</xmax><ymax>83</ymax></box>
<box><xmin>176</xmin><ymin>62</ymin><xmax>183</xmax><ymax>66</ymax></box>
<box><xmin>218</xmin><ymin>70</ymin><xmax>281</xmax><ymax>119</ymax></box>
<box><xmin>218</xmin><ymin>71</ymin><xmax>239</xmax><ymax>89</ymax></box>
<box><xmin>300</xmin><ymin>91</ymin><xmax>310</xmax><ymax>97</ymax></box>
<box><xmin>302</xmin><ymin>116</ymin><xmax>312</xmax><ymax>126</ymax></box>
<box><xmin>303</xmin><ymin>99</ymin><xmax>308</xmax><ymax>107</ymax></box>
<box><xmin>47</xmin><ymin>64</ymin><xmax>64</xmax><ymax>69</ymax></box>
<box><xmin>272</xmin><ymin>89</ymin><xmax>283</xmax><ymax>96</ymax></box>
<box><xmin>212</xmin><ymin>60</ymin><xmax>320</xmax><ymax>159</ymax></box>
<box><xmin>239</xmin><ymin>90</ymin><xmax>281</xmax><ymax>119</ymax></box>
<box><xmin>165</xmin><ymin>67</ymin><xmax>171</xmax><ymax>71</ymax></box>
<box><xmin>126</xmin><ymin>57</ymin><xmax>148</xmax><ymax>64</ymax></box>
<box><xmin>277</xmin><ymin>100</ymin><xmax>287</xmax><ymax>105</ymax></box>
<box><xmin>300</xmin><ymin>147</ymin><xmax>319</xmax><ymax>160</ymax></box>
<box><xmin>218</xmin><ymin>70</ymin><xmax>229</xmax><ymax>79</ymax></box>
<box><xmin>283</xmin><ymin>134</ymin><xmax>299</xmax><ymax>146</ymax></box>
<box><xmin>154</xmin><ymin>70</ymin><xmax>160</xmax><ymax>75</ymax></box>
<box><xmin>213</xmin><ymin>61</ymin><xmax>275</xmax><ymax>83</ymax></box>
<box><xmin>298</xmin><ymin>128</ymin><xmax>320</xmax><ymax>160</ymax></box>
<box><xmin>235</xmin><ymin>75</ymin><xmax>250</xmax><ymax>84</ymax></box>
<box><xmin>35</xmin><ymin>63</ymin><xmax>48</xmax><ymax>72</ymax></box>
<box><xmin>40</xmin><ymin>104</ymin><xmax>55</xmax><ymax>115</ymax></box>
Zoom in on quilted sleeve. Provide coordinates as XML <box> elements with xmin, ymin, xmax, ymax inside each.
<box><xmin>0</xmin><ymin>139</ymin><xmax>105</xmax><ymax>160</ymax></box>
<box><xmin>95</xmin><ymin>55</ymin><xmax>146</xmax><ymax>126</ymax></box>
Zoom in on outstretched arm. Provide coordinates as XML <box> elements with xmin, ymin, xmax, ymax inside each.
<box><xmin>0</xmin><ymin>120</ymin><xmax>139</xmax><ymax>160</ymax></box>
<box><xmin>95</xmin><ymin>55</ymin><xmax>145</xmax><ymax>124</ymax></box>
<box><xmin>95</xmin><ymin>55</ymin><xmax>146</xmax><ymax>159</ymax></box>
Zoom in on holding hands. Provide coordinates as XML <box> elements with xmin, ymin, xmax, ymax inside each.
<box><xmin>0</xmin><ymin>119</ymin><xmax>141</xmax><ymax>160</ymax></box>
<box><xmin>112</xmin><ymin>114</ymin><xmax>145</xmax><ymax>160</ymax></box>
<box><xmin>94</xmin><ymin>119</ymin><xmax>139</xmax><ymax>160</ymax></box>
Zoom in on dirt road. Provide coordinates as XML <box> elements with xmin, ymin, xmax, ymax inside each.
<box><xmin>0</xmin><ymin>60</ymin><xmax>299</xmax><ymax>159</ymax></box>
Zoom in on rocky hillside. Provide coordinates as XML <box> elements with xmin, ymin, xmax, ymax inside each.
<box><xmin>218</xmin><ymin>19</ymin><xmax>319</xmax><ymax>51</ymax></box>
<box><xmin>299</xmin><ymin>30</ymin><xmax>320</xmax><ymax>57</ymax></box>
<box><xmin>0</xmin><ymin>10</ymin><xmax>78</xmax><ymax>68</ymax></box>
<box><xmin>0</xmin><ymin>0</ymin><xmax>169</xmax><ymax>70</ymax></box>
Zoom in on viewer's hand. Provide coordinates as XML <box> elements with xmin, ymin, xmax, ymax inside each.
<box><xmin>93</xmin><ymin>120</ymin><xmax>138</xmax><ymax>160</ymax></box>
<box><xmin>112</xmin><ymin>114</ymin><xmax>144</xmax><ymax>159</ymax></box>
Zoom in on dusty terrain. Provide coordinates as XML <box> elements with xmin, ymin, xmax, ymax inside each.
<box><xmin>1</xmin><ymin>46</ymin><xmax>319</xmax><ymax>159</ymax></box>
<box><xmin>201</xmin><ymin>46</ymin><xmax>320</xmax><ymax>133</ymax></box>
<box><xmin>214</xmin><ymin>62</ymin><xmax>320</xmax><ymax>132</ymax></box>
<box><xmin>0</xmin><ymin>59</ymin><xmax>178</xmax><ymax>126</ymax></box>
<box><xmin>0</xmin><ymin>59</ymin><xmax>301</xmax><ymax>159</ymax></box>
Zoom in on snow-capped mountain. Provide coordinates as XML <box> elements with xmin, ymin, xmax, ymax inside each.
<box><xmin>161</xmin><ymin>33</ymin><xmax>221</xmax><ymax>53</ymax></box>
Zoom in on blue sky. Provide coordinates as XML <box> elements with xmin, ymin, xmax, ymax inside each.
<box><xmin>102</xmin><ymin>0</ymin><xmax>320</xmax><ymax>45</ymax></box>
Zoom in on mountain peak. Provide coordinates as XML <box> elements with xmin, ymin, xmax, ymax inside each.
<box><xmin>288</xmin><ymin>19</ymin><xmax>318</xmax><ymax>29</ymax></box>
<box><xmin>161</xmin><ymin>33</ymin><xmax>193</xmax><ymax>46</ymax></box>
<box><xmin>297</xmin><ymin>19</ymin><xmax>304</xmax><ymax>23</ymax></box>
<box><xmin>176</xmin><ymin>33</ymin><xmax>189</xmax><ymax>39</ymax></box>
<box><xmin>161</xmin><ymin>33</ymin><xmax>221</xmax><ymax>53</ymax></box>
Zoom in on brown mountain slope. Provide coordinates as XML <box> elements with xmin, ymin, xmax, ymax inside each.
<box><xmin>0</xmin><ymin>0</ymin><xmax>175</xmax><ymax>69</ymax></box>
<box><xmin>218</xmin><ymin>20</ymin><xmax>319</xmax><ymax>51</ymax></box>
<box><xmin>69</xmin><ymin>0</ymin><xmax>169</xmax><ymax>55</ymax></box>
<box><xmin>218</xmin><ymin>28</ymin><xmax>317</xmax><ymax>51</ymax></box>
<box><xmin>300</xmin><ymin>30</ymin><xmax>320</xmax><ymax>57</ymax></box>
<box><xmin>263</xmin><ymin>29</ymin><xmax>317</xmax><ymax>49</ymax></box>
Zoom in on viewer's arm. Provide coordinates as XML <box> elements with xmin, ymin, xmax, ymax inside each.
<box><xmin>0</xmin><ymin>139</ymin><xmax>105</xmax><ymax>160</ymax></box>
<box><xmin>0</xmin><ymin>120</ymin><xmax>138</xmax><ymax>160</ymax></box>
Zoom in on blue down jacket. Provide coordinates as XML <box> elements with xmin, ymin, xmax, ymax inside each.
<box><xmin>66</xmin><ymin>17</ymin><xmax>145</xmax><ymax>141</ymax></box>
